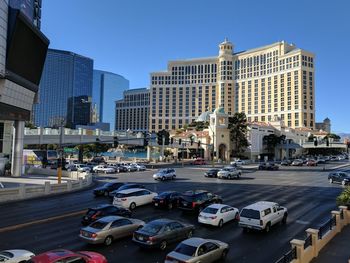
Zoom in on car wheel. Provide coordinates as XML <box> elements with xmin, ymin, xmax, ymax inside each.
<box><xmin>130</xmin><ymin>202</ymin><xmax>136</xmax><ymax>210</ymax></box>
<box><xmin>160</xmin><ymin>240</ymin><xmax>167</xmax><ymax>251</ymax></box>
<box><xmin>161</xmin><ymin>176</ymin><xmax>166</xmax><ymax>181</ymax></box>
<box><xmin>218</xmin><ymin>219</ymin><xmax>224</xmax><ymax>228</ymax></box>
<box><xmin>329</xmin><ymin>178</ymin><xmax>333</xmax><ymax>184</ymax></box>
<box><xmin>187</xmin><ymin>230</ymin><xmax>193</xmax><ymax>238</ymax></box>
<box><xmin>167</xmin><ymin>203</ymin><xmax>173</xmax><ymax>209</ymax></box>
<box><xmin>221</xmin><ymin>249</ymin><xmax>228</xmax><ymax>260</ymax></box>
<box><xmin>265</xmin><ymin>222</ymin><xmax>271</xmax><ymax>233</ymax></box>
<box><xmin>104</xmin><ymin>236</ymin><xmax>113</xmax><ymax>246</ymax></box>
<box><xmin>282</xmin><ymin>214</ymin><xmax>288</xmax><ymax>225</ymax></box>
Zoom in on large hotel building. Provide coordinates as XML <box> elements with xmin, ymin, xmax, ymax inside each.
<box><xmin>149</xmin><ymin>40</ymin><xmax>315</xmax><ymax>132</ymax></box>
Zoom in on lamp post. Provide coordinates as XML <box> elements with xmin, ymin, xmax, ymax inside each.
<box><xmin>57</xmin><ymin>117</ymin><xmax>65</xmax><ymax>184</ymax></box>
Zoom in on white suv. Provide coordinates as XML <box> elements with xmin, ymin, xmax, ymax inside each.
<box><xmin>113</xmin><ymin>188</ymin><xmax>158</xmax><ymax>210</ymax></box>
<box><xmin>217</xmin><ymin>167</ymin><xmax>242</xmax><ymax>179</ymax></box>
<box><xmin>239</xmin><ymin>201</ymin><xmax>288</xmax><ymax>232</ymax></box>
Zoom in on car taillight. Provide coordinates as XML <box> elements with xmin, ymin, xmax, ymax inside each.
<box><xmin>260</xmin><ymin>220</ymin><xmax>263</xmax><ymax>226</ymax></box>
<box><xmin>91</xmin><ymin>211</ymin><xmax>101</xmax><ymax>219</ymax></box>
<box><xmin>91</xmin><ymin>233</ymin><xmax>97</xmax><ymax>238</ymax></box>
<box><xmin>192</xmin><ymin>202</ymin><xmax>197</xmax><ymax>208</ymax></box>
<box><xmin>149</xmin><ymin>236</ymin><xmax>155</xmax><ymax>241</ymax></box>
<box><xmin>121</xmin><ymin>198</ymin><xmax>127</xmax><ymax>201</ymax></box>
<box><xmin>210</xmin><ymin>216</ymin><xmax>217</xmax><ymax>219</ymax></box>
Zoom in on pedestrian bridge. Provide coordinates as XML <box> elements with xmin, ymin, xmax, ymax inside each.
<box><xmin>24</xmin><ymin>128</ymin><xmax>144</xmax><ymax>146</ymax></box>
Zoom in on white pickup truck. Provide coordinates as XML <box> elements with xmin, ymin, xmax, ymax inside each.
<box><xmin>239</xmin><ymin>201</ymin><xmax>288</xmax><ymax>232</ymax></box>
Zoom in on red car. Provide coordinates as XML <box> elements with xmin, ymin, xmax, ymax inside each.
<box><xmin>306</xmin><ymin>159</ymin><xmax>317</xmax><ymax>166</ymax></box>
<box><xmin>191</xmin><ymin>158</ymin><xmax>206</xmax><ymax>165</ymax></box>
<box><xmin>29</xmin><ymin>250</ymin><xmax>107</xmax><ymax>263</ymax></box>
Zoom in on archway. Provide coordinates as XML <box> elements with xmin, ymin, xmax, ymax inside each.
<box><xmin>218</xmin><ymin>144</ymin><xmax>227</xmax><ymax>161</ymax></box>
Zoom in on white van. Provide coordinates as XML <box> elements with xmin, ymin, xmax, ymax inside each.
<box><xmin>239</xmin><ymin>201</ymin><xmax>288</xmax><ymax>232</ymax></box>
<box><xmin>113</xmin><ymin>188</ymin><xmax>158</xmax><ymax>210</ymax></box>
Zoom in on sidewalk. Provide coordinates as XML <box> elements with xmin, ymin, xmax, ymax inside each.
<box><xmin>311</xmin><ymin>225</ymin><xmax>350</xmax><ymax>263</ymax></box>
<box><xmin>0</xmin><ymin>174</ymin><xmax>71</xmax><ymax>188</ymax></box>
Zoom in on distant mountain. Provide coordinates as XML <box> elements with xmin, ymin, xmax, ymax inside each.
<box><xmin>338</xmin><ymin>133</ymin><xmax>350</xmax><ymax>139</ymax></box>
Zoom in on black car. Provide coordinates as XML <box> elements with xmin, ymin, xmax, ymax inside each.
<box><xmin>133</xmin><ymin>219</ymin><xmax>195</xmax><ymax>250</ymax></box>
<box><xmin>109</xmin><ymin>183</ymin><xmax>146</xmax><ymax>198</ymax></box>
<box><xmin>280</xmin><ymin>160</ymin><xmax>292</xmax><ymax>166</ymax></box>
<box><xmin>81</xmin><ymin>204</ymin><xmax>132</xmax><ymax>225</ymax></box>
<box><xmin>93</xmin><ymin>182</ymin><xmax>126</xmax><ymax>197</ymax></box>
<box><xmin>258</xmin><ymin>162</ymin><xmax>279</xmax><ymax>171</ymax></box>
<box><xmin>204</xmin><ymin>168</ymin><xmax>221</xmax><ymax>178</ymax></box>
<box><xmin>178</xmin><ymin>190</ymin><xmax>222</xmax><ymax>213</ymax></box>
<box><xmin>328</xmin><ymin>172</ymin><xmax>350</xmax><ymax>186</ymax></box>
<box><xmin>152</xmin><ymin>191</ymin><xmax>181</xmax><ymax>209</ymax></box>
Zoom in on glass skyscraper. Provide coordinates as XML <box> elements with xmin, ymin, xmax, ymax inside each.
<box><xmin>93</xmin><ymin>70</ymin><xmax>129</xmax><ymax>130</ymax></box>
<box><xmin>33</xmin><ymin>49</ymin><xmax>93</xmax><ymax>128</ymax></box>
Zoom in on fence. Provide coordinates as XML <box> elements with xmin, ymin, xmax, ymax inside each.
<box><xmin>0</xmin><ymin>174</ymin><xmax>93</xmax><ymax>203</ymax></box>
<box><xmin>274</xmin><ymin>207</ymin><xmax>350</xmax><ymax>263</ymax></box>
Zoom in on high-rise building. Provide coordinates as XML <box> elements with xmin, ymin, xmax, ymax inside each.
<box><xmin>93</xmin><ymin>70</ymin><xmax>129</xmax><ymax>130</ymax></box>
<box><xmin>9</xmin><ymin>0</ymin><xmax>41</xmax><ymax>29</ymax></box>
<box><xmin>316</xmin><ymin>118</ymin><xmax>331</xmax><ymax>133</ymax></box>
<box><xmin>150</xmin><ymin>40</ymin><xmax>315</xmax><ymax>132</ymax></box>
<box><xmin>33</xmin><ymin>49</ymin><xmax>93</xmax><ymax>128</ymax></box>
<box><xmin>115</xmin><ymin>88</ymin><xmax>150</xmax><ymax>132</ymax></box>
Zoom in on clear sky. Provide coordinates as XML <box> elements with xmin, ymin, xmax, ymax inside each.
<box><xmin>41</xmin><ymin>0</ymin><xmax>350</xmax><ymax>133</ymax></box>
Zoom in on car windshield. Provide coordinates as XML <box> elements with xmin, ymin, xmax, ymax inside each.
<box><xmin>115</xmin><ymin>193</ymin><xmax>127</xmax><ymax>198</ymax></box>
<box><xmin>202</xmin><ymin>207</ymin><xmax>218</xmax><ymax>214</ymax></box>
<box><xmin>240</xmin><ymin>208</ymin><xmax>261</xmax><ymax>219</ymax></box>
<box><xmin>141</xmin><ymin>222</ymin><xmax>163</xmax><ymax>234</ymax></box>
<box><xmin>174</xmin><ymin>243</ymin><xmax>197</xmax><ymax>257</ymax></box>
<box><xmin>86</xmin><ymin>209</ymin><xmax>98</xmax><ymax>216</ymax></box>
<box><xmin>90</xmin><ymin>221</ymin><xmax>108</xmax><ymax>229</ymax></box>
<box><xmin>222</xmin><ymin>168</ymin><xmax>231</xmax><ymax>171</ymax></box>
<box><xmin>0</xmin><ymin>251</ymin><xmax>13</xmax><ymax>258</ymax></box>
<box><xmin>158</xmin><ymin>192</ymin><xmax>172</xmax><ymax>197</ymax></box>
<box><xmin>103</xmin><ymin>183</ymin><xmax>113</xmax><ymax>188</ymax></box>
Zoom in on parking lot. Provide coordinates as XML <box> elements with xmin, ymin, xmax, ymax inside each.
<box><xmin>0</xmin><ymin>161</ymin><xmax>348</xmax><ymax>263</ymax></box>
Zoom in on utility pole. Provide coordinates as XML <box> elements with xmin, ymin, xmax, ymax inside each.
<box><xmin>161</xmin><ymin>135</ymin><xmax>165</xmax><ymax>162</ymax></box>
<box><xmin>57</xmin><ymin>119</ymin><xmax>64</xmax><ymax>184</ymax></box>
<box><xmin>182</xmin><ymin>142</ymin><xmax>184</xmax><ymax>167</ymax></box>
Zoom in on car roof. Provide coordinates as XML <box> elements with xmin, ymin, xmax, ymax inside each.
<box><xmin>148</xmin><ymin>218</ymin><xmax>176</xmax><ymax>224</ymax></box>
<box><xmin>182</xmin><ymin>237</ymin><xmax>207</xmax><ymax>247</ymax></box>
<box><xmin>32</xmin><ymin>250</ymin><xmax>75</xmax><ymax>261</ymax></box>
<box><xmin>205</xmin><ymin>204</ymin><xmax>229</xmax><ymax>209</ymax></box>
<box><xmin>183</xmin><ymin>190</ymin><xmax>208</xmax><ymax>195</ymax></box>
<box><xmin>243</xmin><ymin>201</ymin><xmax>278</xmax><ymax>211</ymax></box>
<box><xmin>90</xmin><ymin>204</ymin><xmax>113</xmax><ymax>210</ymax></box>
<box><xmin>117</xmin><ymin>188</ymin><xmax>148</xmax><ymax>194</ymax></box>
<box><xmin>98</xmin><ymin>215</ymin><xmax>123</xmax><ymax>223</ymax></box>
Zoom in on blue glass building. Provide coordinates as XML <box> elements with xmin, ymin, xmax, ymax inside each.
<box><xmin>92</xmin><ymin>70</ymin><xmax>129</xmax><ymax>130</ymax></box>
<box><xmin>33</xmin><ymin>49</ymin><xmax>93</xmax><ymax>128</ymax></box>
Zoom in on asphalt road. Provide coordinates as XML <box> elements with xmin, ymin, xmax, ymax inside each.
<box><xmin>0</xmin><ymin>162</ymin><xmax>348</xmax><ymax>263</ymax></box>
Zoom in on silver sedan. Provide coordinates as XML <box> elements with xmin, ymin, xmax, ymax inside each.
<box><xmin>165</xmin><ymin>237</ymin><xmax>229</xmax><ymax>263</ymax></box>
<box><xmin>79</xmin><ymin>216</ymin><xmax>145</xmax><ymax>246</ymax></box>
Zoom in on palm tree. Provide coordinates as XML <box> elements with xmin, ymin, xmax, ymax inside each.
<box><xmin>228</xmin><ymin>113</ymin><xmax>249</xmax><ymax>157</ymax></box>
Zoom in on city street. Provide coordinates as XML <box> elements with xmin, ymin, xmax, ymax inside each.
<box><xmin>0</xmin><ymin>162</ymin><xmax>348</xmax><ymax>263</ymax></box>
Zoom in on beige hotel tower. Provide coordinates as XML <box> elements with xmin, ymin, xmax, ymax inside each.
<box><xmin>150</xmin><ymin>39</ymin><xmax>315</xmax><ymax>132</ymax></box>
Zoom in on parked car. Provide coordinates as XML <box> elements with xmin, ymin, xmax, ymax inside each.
<box><xmin>80</xmin><ymin>216</ymin><xmax>145</xmax><ymax>246</ymax></box>
<box><xmin>291</xmin><ymin>159</ymin><xmax>303</xmax><ymax>166</ymax></box>
<box><xmin>152</xmin><ymin>191</ymin><xmax>181</xmax><ymax>209</ymax></box>
<box><xmin>113</xmin><ymin>188</ymin><xmax>157</xmax><ymax>210</ymax></box>
<box><xmin>198</xmin><ymin>204</ymin><xmax>239</xmax><ymax>227</ymax></box>
<box><xmin>328</xmin><ymin>172</ymin><xmax>350</xmax><ymax>186</ymax></box>
<box><xmin>0</xmin><ymin>249</ymin><xmax>35</xmax><ymax>262</ymax></box>
<box><xmin>67</xmin><ymin>163</ymin><xmax>91</xmax><ymax>172</ymax></box>
<box><xmin>204</xmin><ymin>168</ymin><xmax>221</xmax><ymax>178</ymax></box>
<box><xmin>191</xmin><ymin>158</ymin><xmax>206</xmax><ymax>165</ymax></box>
<box><xmin>153</xmin><ymin>168</ymin><xmax>176</xmax><ymax>181</ymax></box>
<box><xmin>178</xmin><ymin>190</ymin><xmax>222</xmax><ymax>213</ymax></box>
<box><xmin>28</xmin><ymin>249</ymin><xmax>107</xmax><ymax>263</ymax></box>
<box><xmin>107</xmin><ymin>163</ymin><xmax>128</xmax><ymax>173</ymax></box>
<box><xmin>316</xmin><ymin>158</ymin><xmax>326</xmax><ymax>164</ymax></box>
<box><xmin>93</xmin><ymin>182</ymin><xmax>126</xmax><ymax>197</ymax></box>
<box><xmin>165</xmin><ymin>238</ymin><xmax>229</xmax><ymax>263</ymax></box>
<box><xmin>130</xmin><ymin>163</ymin><xmax>147</xmax><ymax>171</ymax></box>
<box><xmin>239</xmin><ymin>201</ymin><xmax>288</xmax><ymax>232</ymax></box>
<box><xmin>258</xmin><ymin>162</ymin><xmax>279</xmax><ymax>170</ymax></box>
<box><xmin>306</xmin><ymin>159</ymin><xmax>317</xmax><ymax>166</ymax></box>
<box><xmin>81</xmin><ymin>204</ymin><xmax>132</xmax><ymax>226</ymax></box>
<box><xmin>124</xmin><ymin>164</ymin><xmax>138</xmax><ymax>172</ymax></box>
<box><xmin>92</xmin><ymin>165</ymin><xmax>115</xmax><ymax>174</ymax></box>
<box><xmin>91</xmin><ymin>156</ymin><xmax>106</xmax><ymax>164</ymax></box>
<box><xmin>133</xmin><ymin>219</ymin><xmax>195</xmax><ymax>250</ymax></box>
<box><xmin>280</xmin><ymin>160</ymin><xmax>292</xmax><ymax>166</ymax></box>
<box><xmin>109</xmin><ymin>183</ymin><xmax>145</xmax><ymax>197</ymax></box>
<box><xmin>230</xmin><ymin>159</ymin><xmax>246</xmax><ymax>166</ymax></box>
<box><xmin>217</xmin><ymin>167</ymin><xmax>242</xmax><ymax>179</ymax></box>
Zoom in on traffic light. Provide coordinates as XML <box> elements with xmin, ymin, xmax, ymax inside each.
<box><xmin>179</xmin><ymin>139</ymin><xmax>182</xmax><ymax>145</ymax></box>
<box><xmin>314</xmin><ymin>138</ymin><xmax>318</xmax><ymax>147</ymax></box>
<box><xmin>197</xmin><ymin>140</ymin><xmax>201</xmax><ymax>147</ymax></box>
<box><xmin>113</xmin><ymin>136</ymin><xmax>118</xmax><ymax>148</ymax></box>
<box><xmin>326</xmin><ymin>137</ymin><xmax>329</xmax><ymax>147</ymax></box>
<box><xmin>157</xmin><ymin>131</ymin><xmax>163</xmax><ymax>146</ymax></box>
<box><xmin>164</xmin><ymin>130</ymin><xmax>170</xmax><ymax>145</ymax></box>
<box><xmin>170</xmin><ymin>137</ymin><xmax>174</xmax><ymax>145</ymax></box>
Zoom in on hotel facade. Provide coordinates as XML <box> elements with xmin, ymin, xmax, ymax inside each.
<box><xmin>149</xmin><ymin>40</ymin><xmax>315</xmax><ymax>132</ymax></box>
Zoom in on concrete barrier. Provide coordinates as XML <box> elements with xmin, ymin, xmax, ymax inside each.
<box><xmin>278</xmin><ymin>206</ymin><xmax>350</xmax><ymax>263</ymax></box>
<box><xmin>0</xmin><ymin>174</ymin><xmax>93</xmax><ymax>203</ymax></box>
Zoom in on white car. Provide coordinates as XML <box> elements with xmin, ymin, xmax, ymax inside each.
<box><xmin>239</xmin><ymin>201</ymin><xmax>288</xmax><ymax>232</ymax></box>
<box><xmin>0</xmin><ymin>182</ymin><xmax>4</xmax><ymax>189</ymax></box>
<box><xmin>0</xmin><ymin>249</ymin><xmax>35</xmax><ymax>262</ymax></box>
<box><xmin>230</xmin><ymin>159</ymin><xmax>246</xmax><ymax>166</ymax></box>
<box><xmin>198</xmin><ymin>204</ymin><xmax>239</xmax><ymax>227</ymax></box>
<box><xmin>153</xmin><ymin>168</ymin><xmax>176</xmax><ymax>181</ymax></box>
<box><xmin>113</xmin><ymin>188</ymin><xmax>157</xmax><ymax>210</ymax></box>
<box><xmin>217</xmin><ymin>167</ymin><xmax>242</xmax><ymax>179</ymax></box>
<box><xmin>131</xmin><ymin>163</ymin><xmax>146</xmax><ymax>171</ymax></box>
<box><xmin>67</xmin><ymin>164</ymin><xmax>91</xmax><ymax>172</ymax></box>
<box><xmin>92</xmin><ymin>165</ymin><xmax>115</xmax><ymax>174</ymax></box>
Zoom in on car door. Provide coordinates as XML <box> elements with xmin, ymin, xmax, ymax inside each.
<box><xmin>196</xmin><ymin>242</ymin><xmax>219</xmax><ymax>263</ymax></box>
<box><xmin>139</xmin><ymin>190</ymin><xmax>151</xmax><ymax>205</ymax></box>
<box><xmin>334</xmin><ymin>173</ymin><xmax>341</xmax><ymax>183</ymax></box>
<box><xmin>169</xmin><ymin>222</ymin><xmax>185</xmax><ymax>241</ymax></box>
<box><xmin>112</xmin><ymin>218</ymin><xmax>135</xmax><ymax>238</ymax></box>
<box><xmin>222</xmin><ymin>206</ymin><xmax>235</xmax><ymax>222</ymax></box>
<box><xmin>272</xmin><ymin>205</ymin><xmax>283</xmax><ymax>224</ymax></box>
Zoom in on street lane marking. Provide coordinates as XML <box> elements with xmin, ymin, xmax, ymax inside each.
<box><xmin>296</xmin><ymin>220</ymin><xmax>310</xmax><ymax>225</ymax></box>
<box><xmin>0</xmin><ymin>210</ymin><xmax>86</xmax><ymax>233</ymax></box>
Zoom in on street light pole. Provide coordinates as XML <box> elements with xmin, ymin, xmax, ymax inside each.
<box><xmin>57</xmin><ymin>118</ymin><xmax>64</xmax><ymax>184</ymax></box>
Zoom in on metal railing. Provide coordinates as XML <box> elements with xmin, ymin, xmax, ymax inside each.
<box><xmin>304</xmin><ymin>234</ymin><xmax>312</xmax><ymax>249</ymax></box>
<box><xmin>318</xmin><ymin>216</ymin><xmax>336</xmax><ymax>239</ymax></box>
<box><xmin>274</xmin><ymin>247</ymin><xmax>297</xmax><ymax>263</ymax></box>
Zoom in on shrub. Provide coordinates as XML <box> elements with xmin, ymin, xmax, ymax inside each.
<box><xmin>336</xmin><ymin>187</ymin><xmax>350</xmax><ymax>206</ymax></box>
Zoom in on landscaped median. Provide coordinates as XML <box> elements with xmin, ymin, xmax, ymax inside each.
<box><xmin>274</xmin><ymin>189</ymin><xmax>350</xmax><ymax>263</ymax></box>
<box><xmin>0</xmin><ymin>172</ymin><xmax>93</xmax><ymax>203</ymax></box>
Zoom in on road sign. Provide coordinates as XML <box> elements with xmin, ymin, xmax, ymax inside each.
<box><xmin>64</xmin><ymin>148</ymin><xmax>77</xmax><ymax>153</ymax></box>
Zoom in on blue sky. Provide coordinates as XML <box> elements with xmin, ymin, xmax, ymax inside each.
<box><xmin>41</xmin><ymin>0</ymin><xmax>350</xmax><ymax>133</ymax></box>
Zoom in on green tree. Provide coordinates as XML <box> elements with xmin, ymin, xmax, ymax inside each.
<box><xmin>189</xmin><ymin>121</ymin><xmax>209</xmax><ymax>131</ymax></box>
<box><xmin>326</xmin><ymin>133</ymin><xmax>341</xmax><ymax>141</ymax></box>
<box><xmin>336</xmin><ymin>187</ymin><xmax>350</xmax><ymax>206</ymax></box>
<box><xmin>228</xmin><ymin>113</ymin><xmax>250</xmax><ymax>157</ymax></box>
<box><xmin>25</xmin><ymin>121</ymin><xmax>36</xmax><ymax>129</ymax></box>
<box><xmin>75</xmin><ymin>143</ymin><xmax>110</xmax><ymax>157</ymax></box>
<box><xmin>263</xmin><ymin>134</ymin><xmax>286</xmax><ymax>154</ymax></box>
